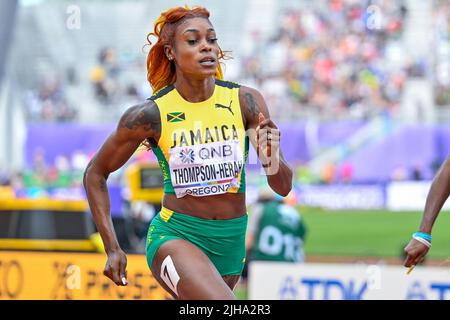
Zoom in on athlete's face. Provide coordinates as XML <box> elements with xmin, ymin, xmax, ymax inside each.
<box><xmin>169</xmin><ymin>17</ymin><xmax>220</xmax><ymax>79</ymax></box>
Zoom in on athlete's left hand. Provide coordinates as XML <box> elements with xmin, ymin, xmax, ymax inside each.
<box><xmin>403</xmin><ymin>238</ymin><xmax>429</xmax><ymax>268</ymax></box>
<box><xmin>256</xmin><ymin>112</ymin><xmax>280</xmax><ymax>169</ymax></box>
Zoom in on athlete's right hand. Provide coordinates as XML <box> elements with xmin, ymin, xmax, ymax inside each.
<box><xmin>104</xmin><ymin>249</ymin><xmax>128</xmax><ymax>286</ymax></box>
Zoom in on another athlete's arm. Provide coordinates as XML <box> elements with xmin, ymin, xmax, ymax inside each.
<box><xmin>404</xmin><ymin>156</ymin><xmax>450</xmax><ymax>267</ymax></box>
<box><xmin>240</xmin><ymin>86</ymin><xmax>293</xmax><ymax>196</ymax></box>
<box><xmin>83</xmin><ymin>101</ymin><xmax>160</xmax><ymax>286</ymax></box>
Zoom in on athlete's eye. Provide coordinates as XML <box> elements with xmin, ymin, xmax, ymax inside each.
<box><xmin>208</xmin><ymin>38</ymin><xmax>218</xmax><ymax>43</ymax></box>
<box><xmin>187</xmin><ymin>39</ymin><xmax>198</xmax><ymax>45</ymax></box>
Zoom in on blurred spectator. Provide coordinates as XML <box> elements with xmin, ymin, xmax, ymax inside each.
<box><xmin>90</xmin><ymin>65</ymin><xmax>109</xmax><ymax>103</ymax></box>
<box><xmin>24</xmin><ymin>76</ymin><xmax>78</xmax><ymax>122</ymax></box>
<box><xmin>54</xmin><ymin>155</ymin><xmax>72</xmax><ymax>187</ymax></box>
<box><xmin>339</xmin><ymin>161</ymin><xmax>354</xmax><ymax>183</ymax></box>
<box><xmin>296</xmin><ymin>161</ymin><xmax>318</xmax><ymax>184</ymax></box>
<box><xmin>430</xmin><ymin>157</ymin><xmax>443</xmax><ymax>175</ymax></box>
<box><xmin>433</xmin><ymin>0</ymin><xmax>450</xmax><ymax>106</ymax></box>
<box><xmin>31</xmin><ymin>148</ymin><xmax>47</xmax><ymax>178</ymax></box>
<box><xmin>0</xmin><ymin>168</ymin><xmax>10</xmax><ymax>186</ymax></box>
<box><xmin>320</xmin><ymin>162</ymin><xmax>336</xmax><ymax>184</ymax></box>
<box><xmin>13</xmin><ymin>150</ymin><xmax>92</xmax><ymax>191</ymax></box>
<box><xmin>240</xmin><ymin>186</ymin><xmax>307</xmax><ymax>296</ymax></box>
<box><xmin>239</xmin><ymin>0</ymin><xmax>410</xmax><ymax>121</ymax></box>
<box><xmin>246</xmin><ymin>187</ymin><xmax>307</xmax><ymax>263</ymax></box>
<box><xmin>90</xmin><ymin>47</ymin><xmax>123</xmax><ymax>105</ymax></box>
<box><xmin>411</xmin><ymin>164</ymin><xmax>423</xmax><ymax>181</ymax></box>
<box><xmin>391</xmin><ymin>164</ymin><xmax>408</xmax><ymax>181</ymax></box>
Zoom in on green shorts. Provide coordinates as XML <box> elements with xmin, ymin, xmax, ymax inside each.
<box><xmin>145</xmin><ymin>206</ymin><xmax>248</xmax><ymax>276</ymax></box>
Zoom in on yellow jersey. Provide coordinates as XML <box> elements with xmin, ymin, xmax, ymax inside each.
<box><xmin>148</xmin><ymin>79</ymin><xmax>249</xmax><ymax>198</ymax></box>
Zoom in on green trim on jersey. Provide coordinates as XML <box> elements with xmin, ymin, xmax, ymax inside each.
<box><xmin>151</xmin><ymin>146</ymin><xmax>175</xmax><ymax>194</ymax></box>
<box><xmin>237</xmin><ymin>135</ymin><xmax>249</xmax><ymax>193</ymax></box>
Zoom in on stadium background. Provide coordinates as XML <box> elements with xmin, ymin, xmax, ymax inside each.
<box><xmin>0</xmin><ymin>0</ymin><xmax>449</xmax><ymax>300</ymax></box>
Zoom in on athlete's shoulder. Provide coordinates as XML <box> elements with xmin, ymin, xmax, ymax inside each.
<box><xmin>238</xmin><ymin>85</ymin><xmax>265</xmax><ymax>110</ymax></box>
<box><xmin>126</xmin><ymin>99</ymin><xmax>158</xmax><ymax>114</ymax></box>
<box><xmin>215</xmin><ymin>79</ymin><xmax>241</xmax><ymax>89</ymax></box>
<box><xmin>238</xmin><ymin>84</ymin><xmax>262</xmax><ymax>97</ymax></box>
<box><xmin>148</xmin><ymin>84</ymin><xmax>176</xmax><ymax>101</ymax></box>
<box><xmin>118</xmin><ymin>99</ymin><xmax>160</xmax><ymax>132</ymax></box>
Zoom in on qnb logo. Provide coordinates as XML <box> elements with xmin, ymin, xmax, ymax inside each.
<box><xmin>179</xmin><ymin>148</ymin><xmax>195</xmax><ymax>164</ymax></box>
<box><xmin>279</xmin><ymin>276</ymin><xmax>368</xmax><ymax>300</ymax></box>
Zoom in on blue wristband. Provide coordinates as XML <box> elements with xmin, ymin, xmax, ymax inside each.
<box><xmin>413</xmin><ymin>232</ymin><xmax>432</xmax><ymax>241</ymax></box>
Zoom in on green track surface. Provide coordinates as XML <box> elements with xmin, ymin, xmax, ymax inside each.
<box><xmin>299</xmin><ymin>207</ymin><xmax>450</xmax><ymax>260</ymax></box>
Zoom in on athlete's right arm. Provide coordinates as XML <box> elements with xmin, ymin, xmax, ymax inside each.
<box><xmin>404</xmin><ymin>156</ymin><xmax>450</xmax><ymax>267</ymax></box>
<box><xmin>83</xmin><ymin>100</ymin><xmax>160</xmax><ymax>286</ymax></box>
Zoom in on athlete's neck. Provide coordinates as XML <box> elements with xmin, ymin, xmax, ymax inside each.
<box><xmin>174</xmin><ymin>76</ymin><xmax>215</xmax><ymax>103</ymax></box>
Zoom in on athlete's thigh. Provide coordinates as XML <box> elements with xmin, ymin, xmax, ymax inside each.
<box><xmin>151</xmin><ymin>238</ymin><xmax>236</xmax><ymax>300</ymax></box>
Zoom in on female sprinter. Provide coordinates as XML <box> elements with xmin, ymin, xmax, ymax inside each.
<box><xmin>83</xmin><ymin>6</ymin><xmax>293</xmax><ymax>300</ymax></box>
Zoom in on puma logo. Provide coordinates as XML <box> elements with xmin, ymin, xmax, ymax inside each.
<box><xmin>215</xmin><ymin>101</ymin><xmax>234</xmax><ymax>115</ymax></box>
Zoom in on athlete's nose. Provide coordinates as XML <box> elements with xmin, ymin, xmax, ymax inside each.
<box><xmin>200</xmin><ymin>39</ymin><xmax>212</xmax><ymax>52</ymax></box>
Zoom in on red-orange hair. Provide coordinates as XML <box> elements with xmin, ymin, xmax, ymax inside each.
<box><xmin>146</xmin><ymin>6</ymin><xmax>226</xmax><ymax>93</ymax></box>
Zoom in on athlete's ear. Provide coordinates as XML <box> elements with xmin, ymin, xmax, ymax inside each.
<box><xmin>164</xmin><ymin>45</ymin><xmax>175</xmax><ymax>61</ymax></box>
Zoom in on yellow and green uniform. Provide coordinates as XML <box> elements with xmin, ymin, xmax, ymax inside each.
<box><xmin>146</xmin><ymin>207</ymin><xmax>247</xmax><ymax>276</ymax></box>
<box><xmin>145</xmin><ymin>79</ymin><xmax>249</xmax><ymax>276</ymax></box>
<box><xmin>150</xmin><ymin>79</ymin><xmax>249</xmax><ymax>198</ymax></box>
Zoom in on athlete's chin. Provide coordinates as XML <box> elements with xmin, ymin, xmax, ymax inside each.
<box><xmin>194</xmin><ymin>68</ymin><xmax>216</xmax><ymax>78</ymax></box>
<box><xmin>199</xmin><ymin>62</ymin><xmax>217</xmax><ymax>72</ymax></box>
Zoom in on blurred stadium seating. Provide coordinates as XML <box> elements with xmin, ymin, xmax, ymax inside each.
<box><xmin>0</xmin><ymin>0</ymin><xmax>449</xmax><ymax>300</ymax></box>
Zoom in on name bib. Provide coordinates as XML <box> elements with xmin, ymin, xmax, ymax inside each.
<box><xmin>168</xmin><ymin>140</ymin><xmax>244</xmax><ymax>198</ymax></box>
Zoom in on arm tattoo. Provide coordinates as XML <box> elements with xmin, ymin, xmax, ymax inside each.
<box><xmin>84</xmin><ymin>159</ymin><xmax>109</xmax><ymax>193</ymax></box>
<box><xmin>118</xmin><ymin>103</ymin><xmax>161</xmax><ymax>134</ymax></box>
<box><xmin>99</xmin><ymin>178</ymin><xmax>108</xmax><ymax>192</ymax></box>
<box><xmin>244</xmin><ymin>92</ymin><xmax>260</xmax><ymax>117</ymax></box>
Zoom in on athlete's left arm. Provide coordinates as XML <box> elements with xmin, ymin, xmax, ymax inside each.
<box><xmin>239</xmin><ymin>85</ymin><xmax>293</xmax><ymax>196</ymax></box>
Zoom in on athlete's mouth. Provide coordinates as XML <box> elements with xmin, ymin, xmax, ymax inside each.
<box><xmin>199</xmin><ymin>56</ymin><xmax>216</xmax><ymax>66</ymax></box>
